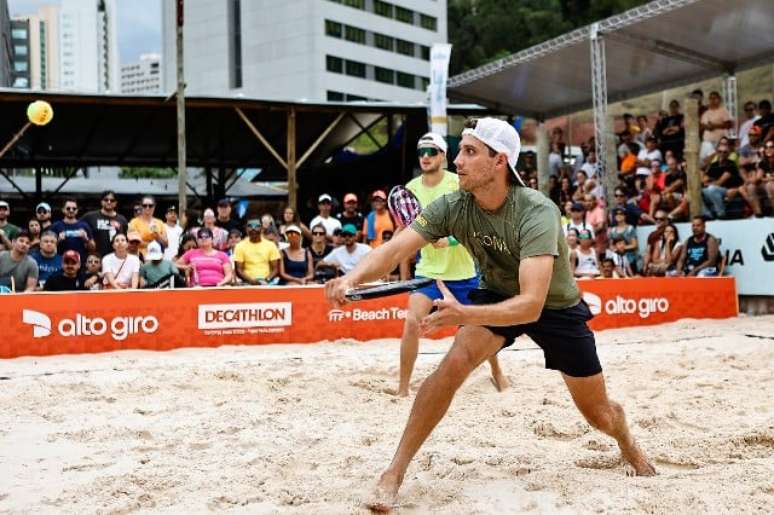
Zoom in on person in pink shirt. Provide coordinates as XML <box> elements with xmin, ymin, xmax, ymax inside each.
<box><xmin>176</xmin><ymin>227</ymin><xmax>233</xmax><ymax>287</ymax></box>
<box><xmin>583</xmin><ymin>193</ymin><xmax>607</xmax><ymax>255</ymax></box>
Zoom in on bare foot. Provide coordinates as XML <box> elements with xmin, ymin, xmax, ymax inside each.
<box><xmin>619</xmin><ymin>440</ymin><xmax>657</xmax><ymax>476</ymax></box>
<box><xmin>364</xmin><ymin>473</ymin><xmax>401</xmax><ymax>513</ymax></box>
<box><xmin>490</xmin><ymin>374</ymin><xmax>510</xmax><ymax>392</ymax></box>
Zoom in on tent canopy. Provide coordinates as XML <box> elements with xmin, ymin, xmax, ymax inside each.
<box><xmin>448</xmin><ymin>0</ymin><xmax>774</xmax><ymax>118</ymax></box>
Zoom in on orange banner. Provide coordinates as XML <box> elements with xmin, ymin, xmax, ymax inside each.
<box><xmin>0</xmin><ymin>278</ymin><xmax>737</xmax><ymax>359</ymax></box>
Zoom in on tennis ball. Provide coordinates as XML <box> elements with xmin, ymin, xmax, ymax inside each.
<box><xmin>27</xmin><ymin>100</ymin><xmax>54</xmax><ymax>126</ymax></box>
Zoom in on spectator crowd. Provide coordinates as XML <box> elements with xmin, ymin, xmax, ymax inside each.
<box><xmin>0</xmin><ymin>95</ymin><xmax>770</xmax><ymax>291</ymax></box>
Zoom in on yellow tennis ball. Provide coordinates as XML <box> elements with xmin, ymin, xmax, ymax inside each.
<box><xmin>27</xmin><ymin>100</ymin><xmax>54</xmax><ymax>126</ymax></box>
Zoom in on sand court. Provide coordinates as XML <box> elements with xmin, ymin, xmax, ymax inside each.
<box><xmin>1</xmin><ymin>315</ymin><xmax>773</xmax><ymax>514</ymax></box>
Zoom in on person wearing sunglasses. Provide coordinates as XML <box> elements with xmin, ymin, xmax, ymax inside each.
<box><xmin>50</xmin><ymin>198</ymin><xmax>94</xmax><ymax>263</ymax></box>
<box><xmin>81</xmin><ymin>190</ymin><xmax>129</xmax><ymax>257</ymax></box>
<box><xmin>233</xmin><ymin>219</ymin><xmax>281</xmax><ymax>285</ymax></box>
<box><xmin>34</xmin><ymin>201</ymin><xmax>52</xmax><ymax>231</ymax></box>
<box><xmin>309</xmin><ymin>223</ymin><xmax>335</xmax><ymax>283</ymax></box>
<box><xmin>363</xmin><ymin>190</ymin><xmax>394</xmax><ymax>248</ymax></box>
<box><xmin>128</xmin><ymin>195</ymin><xmax>168</xmax><ymax>258</ymax></box>
<box><xmin>176</xmin><ymin>227</ymin><xmax>232</xmax><ymax>287</ymax></box>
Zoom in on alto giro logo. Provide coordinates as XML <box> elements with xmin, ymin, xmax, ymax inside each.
<box><xmin>582</xmin><ymin>294</ymin><xmax>669</xmax><ymax>319</ymax></box>
<box><xmin>22</xmin><ymin>310</ymin><xmax>159</xmax><ymax>341</ymax></box>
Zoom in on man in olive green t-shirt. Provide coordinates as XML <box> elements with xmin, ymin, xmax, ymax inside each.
<box><xmin>326</xmin><ymin>118</ymin><xmax>656</xmax><ymax>512</ymax></box>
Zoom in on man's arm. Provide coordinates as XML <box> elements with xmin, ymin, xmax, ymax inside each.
<box><xmin>24</xmin><ymin>274</ymin><xmax>37</xmax><ymax>292</ymax></box>
<box><xmin>675</xmin><ymin>241</ymin><xmax>687</xmax><ymax>276</ymax></box>
<box><xmin>235</xmin><ymin>260</ymin><xmax>255</xmax><ymax>284</ymax></box>
<box><xmin>267</xmin><ymin>259</ymin><xmax>279</xmax><ymax>281</ymax></box>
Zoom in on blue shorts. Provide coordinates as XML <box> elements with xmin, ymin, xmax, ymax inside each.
<box><xmin>412</xmin><ymin>276</ymin><xmax>479</xmax><ymax>305</ymax></box>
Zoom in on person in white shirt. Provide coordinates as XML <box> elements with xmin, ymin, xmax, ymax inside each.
<box><xmin>635</xmin><ymin>137</ymin><xmax>663</xmax><ymax>176</ymax></box>
<box><xmin>102</xmin><ymin>233</ymin><xmax>141</xmax><ymax>289</ymax></box>
<box><xmin>738</xmin><ymin>101</ymin><xmax>760</xmax><ymax>149</ymax></box>
<box><xmin>699</xmin><ymin>91</ymin><xmax>733</xmax><ymax>161</ymax></box>
<box><xmin>317</xmin><ymin>224</ymin><xmax>370</xmax><ymax>274</ymax></box>
<box><xmin>163</xmin><ymin>206</ymin><xmax>183</xmax><ymax>261</ymax></box>
<box><xmin>571</xmin><ymin>229</ymin><xmax>600</xmax><ymax>279</ymax></box>
<box><xmin>580</xmin><ymin>149</ymin><xmax>598</xmax><ymax>178</ymax></box>
<box><xmin>309</xmin><ymin>193</ymin><xmax>342</xmax><ymax>242</ymax></box>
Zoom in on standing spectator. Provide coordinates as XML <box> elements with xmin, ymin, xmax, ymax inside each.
<box><xmin>309</xmin><ymin>193</ymin><xmax>342</xmax><ymax>241</ymax></box>
<box><xmin>278</xmin><ymin>205</ymin><xmax>311</xmax><ymax>242</ymax></box>
<box><xmin>81</xmin><ymin>190</ymin><xmax>128</xmax><ymax>257</ymax></box>
<box><xmin>27</xmin><ymin>219</ymin><xmax>42</xmax><ymax>251</ymax></box>
<box><xmin>676</xmin><ymin>216</ymin><xmax>719</xmax><ymax>277</ymax></box>
<box><xmin>35</xmin><ymin>202</ymin><xmax>52</xmax><ymax>230</ymax></box>
<box><xmin>128</xmin><ymin>195</ymin><xmax>168</xmax><ymax>258</ymax></box>
<box><xmin>317</xmin><ymin>224</ymin><xmax>371</xmax><ymax>274</ymax></box>
<box><xmin>607</xmin><ymin>208</ymin><xmax>639</xmax><ymax>273</ymax></box>
<box><xmin>655</xmin><ymin>100</ymin><xmax>685</xmax><ymax>160</ymax></box>
<box><xmin>278</xmin><ymin>225</ymin><xmax>314</xmax><ymax>285</ymax></box>
<box><xmin>336</xmin><ymin>193</ymin><xmax>365</xmax><ymax>241</ymax></box>
<box><xmin>738</xmin><ymin>101</ymin><xmax>760</xmax><ymax>149</ymax></box>
<box><xmin>691</xmin><ymin>89</ymin><xmax>708</xmax><ymax>118</ymax></box>
<box><xmin>564</xmin><ymin>202</ymin><xmax>590</xmax><ymax>235</ymax></box>
<box><xmin>102</xmin><ymin>233</ymin><xmax>141</xmax><ymax>289</ymax></box>
<box><xmin>699</xmin><ymin>91</ymin><xmax>733</xmax><ymax>161</ymax></box>
<box><xmin>189</xmin><ymin>209</ymin><xmax>228</xmax><ymax>251</ymax></box>
<box><xmin>233</xmin><ymin>219</ymin><xmax>281</xmax><ymax>285</ymax></box>
<box><xmin>215</xmin><ymin>199</ymin><xmax>242</xmax><ymax>233</ymax></box>
<box><xmin>635</xmin><ymin>137</ymin><xmax>663</xmax><ymax>176</ymax></box>
<box><xmin>661</xmin><ymin>156</ymin><xmax>689</xmax><ymax>220</ymax></box>
<box><xmin>583</xmin><ymin>193</ymin><xmax>607</xmax><ymax>255</ymax></box>
<box><xmin>752</xmin><ymin>100</ymin><xmax>773</xmax><ymax>141</ymax></box>
<box><xmin>177</xmin><ymin>227</ymin><xmax>233</xmax><ymax>287</ymax></box>
<box><xmin>309</xmin><ymin>223</ymin><xmax>335</xmax><ymax>283</ymax></box>
<box><xmin>163</xmin><ymin>206</ymin><xmax>184</xmax><ymax>261</ymax></box>
<box><xmin>83</xmin><ymin>253</ymin><xmax>102</xmax><ymax>290</ymax></box>
<box><xmin>570</xmin><ymin>229</ymin><xmax>600</xmax><ymax>279</ymax></box>
<box><xmin>0</xmin><ymin>200</ymin><xmax>19</xmax><ymax>250</ymax></box>
<box><xmin>702</xmin><ymin>141</ymin><xmax>744</xmax><ymax>219</ymax></box>
<box><xmin>43</xmin><ymin>250</ymin><xmax>87</xmax><ymax>291</ymax></box>
<box><xmin>0</xmin><ymin>231</ymin><xmax>38</xmax><ymax>292</ymax></box>
<box><xmin>31</xmin><ymin>230</ymin><xmax>62</xmax><ymax>287</ymax></box>
<box><xmin>50</xmin><ymin>199</ymin><xmax>95</xmax><ymax>263</ymax></box>
<box><xmin>645</xmin><ymin>224</ymin><xmax>682</xmax><ymax>276</ymax></box>
<box><xmin>140</xmin><ymin>241</ymin><xmax>181</xmax><ymax>288</ymax></box>
<box><xmin>363</xmin><ymin>190</ymin><xmax>394</xmax><ymax>248</ymax></box>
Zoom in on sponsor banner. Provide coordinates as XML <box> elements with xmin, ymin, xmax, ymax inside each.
<box><xmin>0</xmin><ymin>278</ymin><xmax>736</xmax><ymax>359</ymax></box>
<box><xmin>428</xmin><ymin>43</ymin><xmax>452</xmax><ymax>137</ymax></box>
<box><xmin>636</xmin><ymin>218</ymin><xmax>774</xmax><ymax>295</ymax></box>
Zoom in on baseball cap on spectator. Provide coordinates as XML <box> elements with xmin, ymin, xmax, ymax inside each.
<box><xmin>0</xmin><ymin>200</ymin><xmax>9</xmax><ymax>208</ymax></box>
<box><xmin>285</xmin><ymin>225</ymin><xmax>302</xmax><ymax>235</ymax></box>
<box><xmin>166</xmin><ymin>205</ymin><xmax>177</xmax><ymax>212</ymax></box>
<box><xmin>417</xmin><ymin>132</ymin><xmax>448</xmax><ymax>154</ymax></box>
<box><xmin>217</xmin><ymin>198</ymin><xmax>231</xmax><ymax>207</ymax></box>
<box><xmin>570</xmin><ymin>202</ymin><xmax>584</xmax><ymax>212</ymax></box>
<box><xmin>36</xmin><ymin>202</ymin><xmax>51</xmax><ymax>212</ymax></box>
<box><xmin>318</xmin><ymin>193</ymin><xmax>333</xmax><ymax>203</ymax></box>
<box><xmin>146</xmin><ymin>241</ymin><xmax>164</xmax><ymax>260</ymax></box>
<box><xmin>127</xmin><ymin>231</ymin><xmax>142</xmax><ymax>243</ymax></box>
<box><xmin>461</xmin><ymin>117</ymin><xmax>525</xmax><ymax>186</ymax></box>
<box><xmin>344</xmin><ymin>193</ymin><xmax>358</xmax><ymax>203</ymax></box>
<box><xmin>341</xmin><ymin>224</ymin><xmax>357</xmax><ymax>236</ymax></box>
<box><xmin>371</xmin><ymin>190</ymin><xmax>387</xmax><ymax>200</ymax></box>
<box><xmin>62</xmin><ymin>250</ymin><xmax>80</xmax><ymax>264</ymax></box>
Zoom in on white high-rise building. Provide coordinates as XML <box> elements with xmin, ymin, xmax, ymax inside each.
<box><xmin>162</xmin><ymin>0</ymin><xmax>447</xmax><ymax>102</ymax></box>
<box><xmin>121</xmin><ymin>52</ymin><xmax>161</xmax><ymax>94</ymax></box>
<box><xmin>59</xmin><ymin>0</ymin><xmax>119</xmax><ymax>93</ymax></box>
<box><xmin>10</xmin><ymin>5</ymin><xmax>60</xmax><ymax>90</ymax></box>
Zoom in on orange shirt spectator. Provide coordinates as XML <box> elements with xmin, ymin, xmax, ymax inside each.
<box><xmin>362</xmin><ymin>190</ymin><xmax>395</xmax><ymax>248</ymax></box>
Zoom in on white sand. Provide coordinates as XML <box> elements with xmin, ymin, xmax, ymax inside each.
<box><xmin>1</xmin><ymin>315</ymin><xmax>773</xmax><ymax>514</ymax></box>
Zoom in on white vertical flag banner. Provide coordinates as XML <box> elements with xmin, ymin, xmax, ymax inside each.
<box><xmin>429</xmin><ymin>43</ymin><xmax>452</xmax><ymax>137</ymax></box>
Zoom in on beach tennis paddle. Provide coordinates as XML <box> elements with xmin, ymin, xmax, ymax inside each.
<box><xmin>344</xmin><ymin>277</ymin><xmax>433</xmax><ymax>301</ymax></box>
<box><xmin>388</xmin><ymin>185</ymin><xmax>422</xmax><ymax>227</ymax></box>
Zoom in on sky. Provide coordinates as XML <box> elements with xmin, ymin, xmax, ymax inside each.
<box><xmin>9</xmin><ymin>0</ymin><xmax>162</xmax><ymax>64</ymax></box>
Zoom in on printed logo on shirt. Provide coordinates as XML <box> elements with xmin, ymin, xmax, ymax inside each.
<box><xmin>471</xmin><ymin>230</ymin><xmax>512</xmax><ymax>256</ymax></box>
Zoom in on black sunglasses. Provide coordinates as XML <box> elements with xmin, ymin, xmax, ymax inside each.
<box><xmin>64</xmin><ymin>207</ymin><xmax>78</xmax><ymax>212</ymax></box>
<box><xmin>103</xmin><ymin>197</ymin><xmax>116</xmax><ymax>203</ymax></box>
<box><xmin>142</xmin><ymin>203</ymin><xmax>154</xmax><ymax>208</ymax></box>
<box><xmin>417</xmin><ymin>147</ymin><xmax>440</xmax><ymax>158</ymax></box>
<box><xmin>312</xmin><ymin>231</ymin><xmax>326</xmax><ymax>236</ymax></box>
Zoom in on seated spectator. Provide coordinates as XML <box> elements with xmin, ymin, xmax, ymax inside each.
<box><xmin>742</xmin><ymin>137</ymin><xmax>774</xmax><ymax>217</ymax></box>
<box><xmin>82</xmin><ymin>253</ymin><xmax>102</xmax><ymax>290</ymax></box>
<box><xmin>0</xmin><ymin>230</ymin><xmax>38</xmax><ymax>292</ymax></box>
<box><xmin>579</xmin><ymin>150</ymin><xmax>598</xmax><ymax>179</ymax></box>
<box><xmin>605</xmin><ymin>236</ymin><xmax>634</xmax><ymax>277</ymax></box>
<box><xmin>645</xmin><ymin>223</ymin><xmax>682</xmax><ymax>276</ymax></box>
<box><xmin>0</xmin><ymin>199</ymin><xmax>20</xmax><ymax>251</ymax></box>
<box><xmin>583</xmin><ymin>193</ymin><xmax>607</xmax><ymax>255</ymax></box>
<box><xmin>661</xmin><ymin>156</ymin><xmax>689</xmax><ymax>220</ymax></box>
<box><xmin>565</xmin><ymin>228</ymin><xmax>579</xmax><ymax>253</ymax></box>
<box><xmin>573</xmin><ymin>170</ymin><xmax>589</xmax><ymax>197</ymax></box>
<box><xmin>177</xmin><ymin>233</ymin><xmax>197</xmax><ymax>258</ymax></box>
<box><xmin>571</xmin><ymin>229</ymin><xmax>600</xmax><ymax>279</ymax></box>
<box><xmin>599</xmin><ymin>258</ymin><xmax>620</xmax><ymax>279</ymax></box>
<box><xmin>177</xmin><ymin>227</ymin><xmax>233</xmax><ymax>287</ymax></box>
<box><xmin>128</xmin><ymin>195</ymin><xmax>168</xmax><ymax>258</ymax></box>
<box><xmin>278</xmin><ymin>225</ymin><xmax>314</xmax><ymax>285</ymax></box>
<box><xmin>641</xmin><ymin>209</ymin><xmax>670</xmax><ymax>273</ymax></box>
<box><xmin>363</xmin><ymin>190</ymin><xmax>394</xmax><ymax>248</ymax></box>
<box><xmin>619</xmin><ymin>142</ymin><xmax>640</xmax><ymax>179</ymax></box>
<box><xmin>635</xmin><ymin>115</ymin><xmax>653</xmax><ymax>145</ymax></box>
<box><xmin>702</xmin><ymin>141</ymin><xmax>744</xmax><ymax>219</ymax></box>
<box><xmin>617</xmin><ymin>129</ymin><xmax>641</xmax><ymax>162</ymax></box>
<box><xmin>564</xmin><ymin>202</ymin><xmax>590</xmax><ymax>235</ymax></box>
<box><xmin>309</xmin><ymin>193</ymin><xmax>342</xmax><ymax>241</ymax></box>
<box><xmin>635</xmin><ymin>137</ymin><xmax>663</xmax><ymax>176</ymax></box>
<box><xmin>607</xmin><ymin>208</ymin><xmax>639</xmax><ymax>273</ymax></box>
<box><xmin>548</xmin><ymin>175</ymin><xmax>561</xmax><ymax>205</ymax></box>
<box><xmin>703</xmin><ymin>136</ymin><xmax>739</xmax><ymax>169</ymax></box>
<box><xmin>226</xmin><ymin>229</ymin><xmax>242</xmax><ymax>257</ymax></box>
<box><xmin>738</xmin><ymin>101</ymin><xmax>759</xmax><ymax>150</ymax></box>
<box><xmin>233</xmin><ymin>220</ymin><xmax>281</xmax><ymax>285</ymax></box>
<box><xmin>27</xmin><ymin>219</ymin><xmax>41</xmax><ymax>251</ymax></box>
<box><xmin>676</xmin><ymin>216</ymin><xmax>719</xmax><ymax>277</ymax></box>
<box><xmin>309</xmin><ymin>223</ymin><xmax>335</xmax><ymax>283</ymax></box>
<box><xmin>637</xmin><ymin>173</ymin><xmax>663</xmax><ymax>220</ymax></box>
<box><xmin>50</xmin><ymin>198</ymin><xmax>95</xmax><ymax>263</ymax></box>
<box><xmin>140</xmin><ymin>241</ymin><xmax>182</xmax><ymax>288</ymax></box>
<box><xmin>31</xmin><ymin>230</ymin><xmax>62</xmax><ymax>287</ymax></box>
<box><xmin>317</xmin><ymin>224</ymin><xmax>371</xmax><ymax>275</ymax></box>
<box><xmin>263</xmin><ymin>222</ymin><xmax>286</xmax><ymax>250</ymax></box>
<box><xmin>278</xmin><ymin>205</ymin><xmax>311</xmax><ymax>242</ymax></box>
<box><xmin>331</xmin><ymin>227</ymin><xmax>344</xmax><ymax>247</ymax></box>
<box><xmin>699</xmin><ymin>91</ymin><xmax>733</xmax><ymax>161</ymax></box>
<box><xmin>43</xmin><ymin>250</ymin><xmax>87</xmax><ymax>291</ymax></box>
<box><xmin>189</xmin><ymin>208</ymin><xmax>228</xmax><ymax>251</ymax></box>
<box><xmin>610</xmin><ymin>187</ymin><xmax>651</xmax><ymax>226</ymax></box>
<box><xmin>126</xmin><ymin>231</ymin><xmax>145</xmax><ymax>263</ymax></box>
<box><xmin>753</xmin><ymin>99</ymin><xmax>773</xmax><ymax>141</ymax></box>
<box><xmin>102</xmin><ymin>233</ymin><xmax>141</xmax><ymax>289</ymax></box>
<box><xmin>336</xmin><ymin>193</ymin><xmax>365</xmax><ymax>242</ymax></box>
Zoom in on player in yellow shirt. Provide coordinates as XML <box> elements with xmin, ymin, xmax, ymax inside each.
<box><xmin>396</xmin><ymin>132</ymin><xmax>509</xmax><ymax>397</ymax></box>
